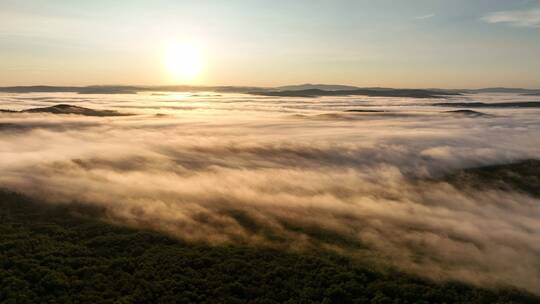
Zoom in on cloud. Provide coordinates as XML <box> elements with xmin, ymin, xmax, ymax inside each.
<box><xmin>415</xmin><ymin>14</ymin><xmax>435</xmax><ymax>20</ymax></box>
<box><xmin>482</xmin><ymin>8</ymin><xmax>540</xmax><ymax>28</ymax></box>
<box><xmin>1</xmin><ymin>92</ymin><xmax>540</xmax><ymax>294</ymax></box>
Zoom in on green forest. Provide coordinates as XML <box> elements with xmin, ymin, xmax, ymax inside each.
<box><xmin>0</xmin><ymin>190</ymin><xmax>538</xmax><ymax>304</ymax></box>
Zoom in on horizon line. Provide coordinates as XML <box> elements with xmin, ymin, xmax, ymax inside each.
<box><xmin>1</xmin><ymin>83</ymin><xmax>540</xmax><ymax>91</ymax></box>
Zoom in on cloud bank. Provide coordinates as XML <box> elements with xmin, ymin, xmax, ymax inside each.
<box><xmin>1</xmin><ymin>92</ymin><xmax>540</xmax><ymax>294</ymax></box>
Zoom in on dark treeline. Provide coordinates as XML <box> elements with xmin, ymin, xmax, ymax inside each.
<box><xmin>433</xmin><ymin>102</ymin><xmax>540</xmax><ymax>108</ymax></box>
<box><xmin>0</xmin><ymin>104</ymin><xmax>131</xmax><ymax>117</ymax></box>
<box><xmin>1</xmin><ymin>190</ymin><xmax>538</xmax><ymax>304</ymax></box>
<box><xmin>445</xmin><ymin>159</ymin><xmax>540</xmax><ymax>198</ymax></box>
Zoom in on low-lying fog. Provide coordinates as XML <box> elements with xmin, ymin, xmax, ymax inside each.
<box><xmin>1</xmin><ymin>91</ymin><xmax>540</xmax><ymax>294</ymax></box>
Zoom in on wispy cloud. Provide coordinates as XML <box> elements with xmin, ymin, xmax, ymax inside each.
<box><xmin>415</xmin><ymin>13</ymin><xmax>435</xmax><ymax>20</ymax></box>
<box><xmin>482</xmin><ymin>8</ymin><xmax>540</xmax><ymax>28</ymax></box>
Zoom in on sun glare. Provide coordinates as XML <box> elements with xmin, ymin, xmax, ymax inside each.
<box><xmin>164</xmin><ymin>43</ymin><xmax>204</xmax><ymax>83</ymax></box>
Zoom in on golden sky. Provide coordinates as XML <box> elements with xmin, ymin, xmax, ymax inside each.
<box><xmin>1</xmin><ymin>0</ymin><xmax>540</xmax><ymax>88</ymax></box>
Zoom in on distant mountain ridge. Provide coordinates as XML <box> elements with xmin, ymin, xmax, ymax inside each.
<box><xmin>249</xmin><ymin>88</ymin><xmax>461</xmax><ymax>98</ymax></box>
<box><xmin>0</xmin><ymin>85</ymin><xmax>263</xmax><ymax>94</ymax></box>
<box><xmin>1</xmin><ymin>84</ymin><xmax>539</xmax><ymax>95</ymax></box>
<box><xmin>274</xmin><ymin>84</ymin><xmax>361</xmax><ymax>91</ymax></box>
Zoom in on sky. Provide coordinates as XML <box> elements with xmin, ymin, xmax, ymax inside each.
<box><xmin>1</xmin><ymin>0</ymin><xmax>540</xmax><ymax>88</ymax></box>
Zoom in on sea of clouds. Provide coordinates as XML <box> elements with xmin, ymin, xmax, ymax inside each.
<box><xmin>1</xmin><ymin>91</ymin><xmax>540</xmax><ymax>294</ymax></box>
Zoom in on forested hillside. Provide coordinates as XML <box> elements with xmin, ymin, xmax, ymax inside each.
<box><xmin>0</xmin><ymin>190</ymin><xmax>537</xmax><ymax>304</ymax></box>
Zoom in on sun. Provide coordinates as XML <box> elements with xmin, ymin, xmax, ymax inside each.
<box><xmin>164</xmin><ymin>43</ymin><xmax>204</xmax><ymax>83</ymax></box>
